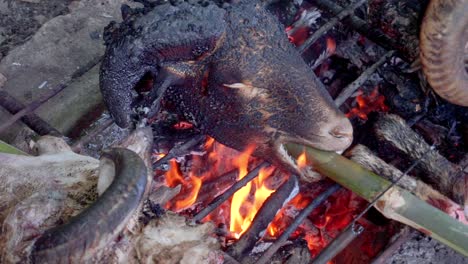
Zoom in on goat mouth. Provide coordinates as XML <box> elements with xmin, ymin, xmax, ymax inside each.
<box><xmin>273</xmin><ymin>136</ymin><xmax>346</xmax><ymax>182</ymax></box>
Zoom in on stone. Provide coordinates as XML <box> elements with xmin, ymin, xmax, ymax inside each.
<box><xmin>0</xmin><ymin>0</ymin><xmax>132</xmax><ymax>142</ymax></box>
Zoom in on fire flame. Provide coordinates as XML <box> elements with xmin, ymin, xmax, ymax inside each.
<box><xmin>229</xmin><ymin>146</ymin><xmax>277</xmax><ymax>238</ymax></box>
<box><xmin>163</xmin><ymin>140</ymin><xmax>277</xmax><ymax>237</ymax></box>
<box><xmin>297</xmin><ymin>151</ymin><xmax>308</xmax><ymax>169</ymax></box>
<box><xmin>164</xmin><ymin>160</ymin><xmax>203</xmax><ymax>210</ymax></box>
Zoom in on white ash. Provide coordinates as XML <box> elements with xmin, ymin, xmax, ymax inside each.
<box><xmin>251</xmin><ymin>241</ymin><xmax>273</xmax><ymax>254</ymax></box>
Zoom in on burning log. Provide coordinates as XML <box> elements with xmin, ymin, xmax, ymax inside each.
<box><xmin>228</xmin><ymin>175</ymin><xmax>299</xmax><ymax>262</ymax></box>
<box><xmin>375</xmin><ymin>114</ymin><xmax>465</xmax><ymax>204</ymax></box>
<box><xmin>366</xmin><ymin>0</ymin><xmax>424</xmax><ymax>61</ymax></box>
<box><xmin>195</xmin><ymin>168</ymin><xmax>238</xmax><ymax>206</ymax></box>
<box><xmin>285</xmin><ymin>142</ymin><xmax>468</xmax><ymax>257</ymax></box>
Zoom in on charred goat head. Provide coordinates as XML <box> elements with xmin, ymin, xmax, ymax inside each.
<box><xmin>99</xmin><ymin>0</ymin><xmax>353</xmax><ymax>178</ymax></box>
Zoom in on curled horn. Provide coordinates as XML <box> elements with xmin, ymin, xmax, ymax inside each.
<box><xmin>420</xmin><ymin>0</ymin><xmax>468</xmax><ymax>106</ymax></box>
<box><xmin>30</xmin><ymin>148</ymin><xmax>147</xmax><ymax>263</ymax></box>
<box><xmin>99</xmin><ymin>3</ymin><xmax>227</xmax><ymax>127</ymax></box>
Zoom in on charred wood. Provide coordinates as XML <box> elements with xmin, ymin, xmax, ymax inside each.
<box><xmin>152</xmin><ymin>134</ymin><xmax>206</xmax><ymax>170</ymax></box>
<box><xmin>195</xmin><ymin>168</ymin><xmax>238</xmax><ymax>206</ymax></box>
<box><xmin>334</xmin><ymin>50</ymin><xmax>395</xmax><ymax>106</ymax></box>
<box><xmin>367</xmin><ymin>0</ymin><xmax>428</xmax><ymax>61</ymax></box>
<box><xmin>312</xmin><ymin>0</ymin><xmax>413</xmax><ymax>62</ymax></box>
<box><xmin>298</xmin><ymin>0</ymin><xmax>367</xmax><ymax>53</ymax></box>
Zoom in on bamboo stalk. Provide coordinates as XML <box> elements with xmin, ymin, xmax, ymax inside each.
<box><xmin>0</xmin><ymin>140</ymin><xmax>28</xmax><ymax>155</ymax></box>
<box><xmin>285</xmin><ymin>143</ymin><xmax>468</xmax><ymax>257</ymax></box>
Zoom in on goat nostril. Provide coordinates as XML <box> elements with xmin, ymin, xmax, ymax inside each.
<box><xmin>329</xmin><ymin>120</ymin><xmax>353</xmax><ymax>140</ymax></box>
<box><xmin>330</xmin><ymin>129</ymin><xmax>349</xmax><ymax>138</ymax></box>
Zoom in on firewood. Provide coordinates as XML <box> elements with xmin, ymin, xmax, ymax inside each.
<box><xmin>375</xmin><ymin>113</ymin><xmax>465</xmax><ymax>204</ymax></box>
<box><xmin>285</xmin><ymin>142</ymin><xmax>468</xmax><ymax>257</ymax></box>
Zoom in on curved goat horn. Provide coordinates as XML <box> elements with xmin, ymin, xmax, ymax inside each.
<box><xmin>30</xmin><ymin>148</ymin><xmax>148</xmax><ymax>263</ymax></box>
<box><xmin>420</xmin><ymin>0</ymin><xmax>468</xmax><ymax>106</ymax></box>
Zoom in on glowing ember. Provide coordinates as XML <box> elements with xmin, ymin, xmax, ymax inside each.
<box><xmin>173</xmin><ymin>121</ymin><xmax>194</xmax><ymax>130</ymax></box>
<box><xmin>326</xmin><ymin>37</ymin><xmax>336</xmax><ymax>54</ymax></box>
<box><xmin>346</xmin><ymin>86</ymin><xmax>389</xmax><ymax>120</ymax></box>
<box><xmin>286</xmin><ymin>26</ymin><xmax>310</xmax><ymax>46</ymax></box>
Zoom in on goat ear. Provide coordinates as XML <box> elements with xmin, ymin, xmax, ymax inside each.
<box><xmin>100</xmin><ymin>3</ymin><xmax>227</xmax><ymax>128</ymax></box>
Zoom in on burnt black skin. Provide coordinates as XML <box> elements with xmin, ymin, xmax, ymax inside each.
<box><xmin>100</xmin><ymin>0</ymin><xmax>353</xmax><ymax>174</ymax></box>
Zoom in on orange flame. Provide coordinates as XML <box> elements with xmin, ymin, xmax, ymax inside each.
<box><xmin>164</xmin><ymin>160</ymin><xmax>203</xmax><ymax>210</ymax></box>
<box><xmin>297</xmin><ymin>151</ymin><xmax>308</xmax><ymax>169</ymax></box>
<box><xmin>230</xmin><ymin>145</ymin><xmax>256</xmax><ymax>237</ymax></box>
<box><xmin>165</xmin><ymin>159</ymin><xmax>184</xmax><ymax>187</ymax></box>
<box><xmin>175</xmin><ymin>172</ymin><xmax>203</xmax><ymax>209</ymax></box>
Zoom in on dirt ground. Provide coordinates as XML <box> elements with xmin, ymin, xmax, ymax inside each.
<box><xmin>0</xmin><ymin>1</ymin><xmax>466</xmax><ymax>263</ymax></box>
<box><xmin>0</xmin><ymin>0</ymin><xmax>73</xmax><ymax>59</ymax></box>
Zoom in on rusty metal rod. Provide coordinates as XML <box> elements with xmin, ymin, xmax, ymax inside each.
<box><xmin>0</xmin><ymin>90</ymin><xmax>61</xmax><ymax>136</ymax></box>
<box><xmin>311</xmin><ymin>223</ymin><xmax>364</xmax><ymax>264</ymax></box>
<box><xmin>190</xmin><ymin>161</ymin><xmax>270</xmax><ymax>224</ymax></box>
<box><xmin>0</xmin><ymin>56</ymin><xmax>102</xmax><ymax>135</ymax></box>
<box><xmin>256</xmin><ymin>183</ymin><xmax>341</xmax><ymax>264</ymax></box>
<box><xmin>298</xmin><ymin>0</ymin><xmax>367</xmax><ymax>53</ymax></box>
<box><xmin>0</xmin><ymin>84</ymin><xmax>66</xmax><ymax>134</ymax></box>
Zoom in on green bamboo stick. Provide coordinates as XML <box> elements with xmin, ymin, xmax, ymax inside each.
<box><xmin>285</xmin><ymin>142</ymin><xmax>468</xmax><ymax>256</ymax></box>
<box><xmin>0</xmin><ymin>140</ymin><xmax>28</xmax><ymax>155</ymax></box>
